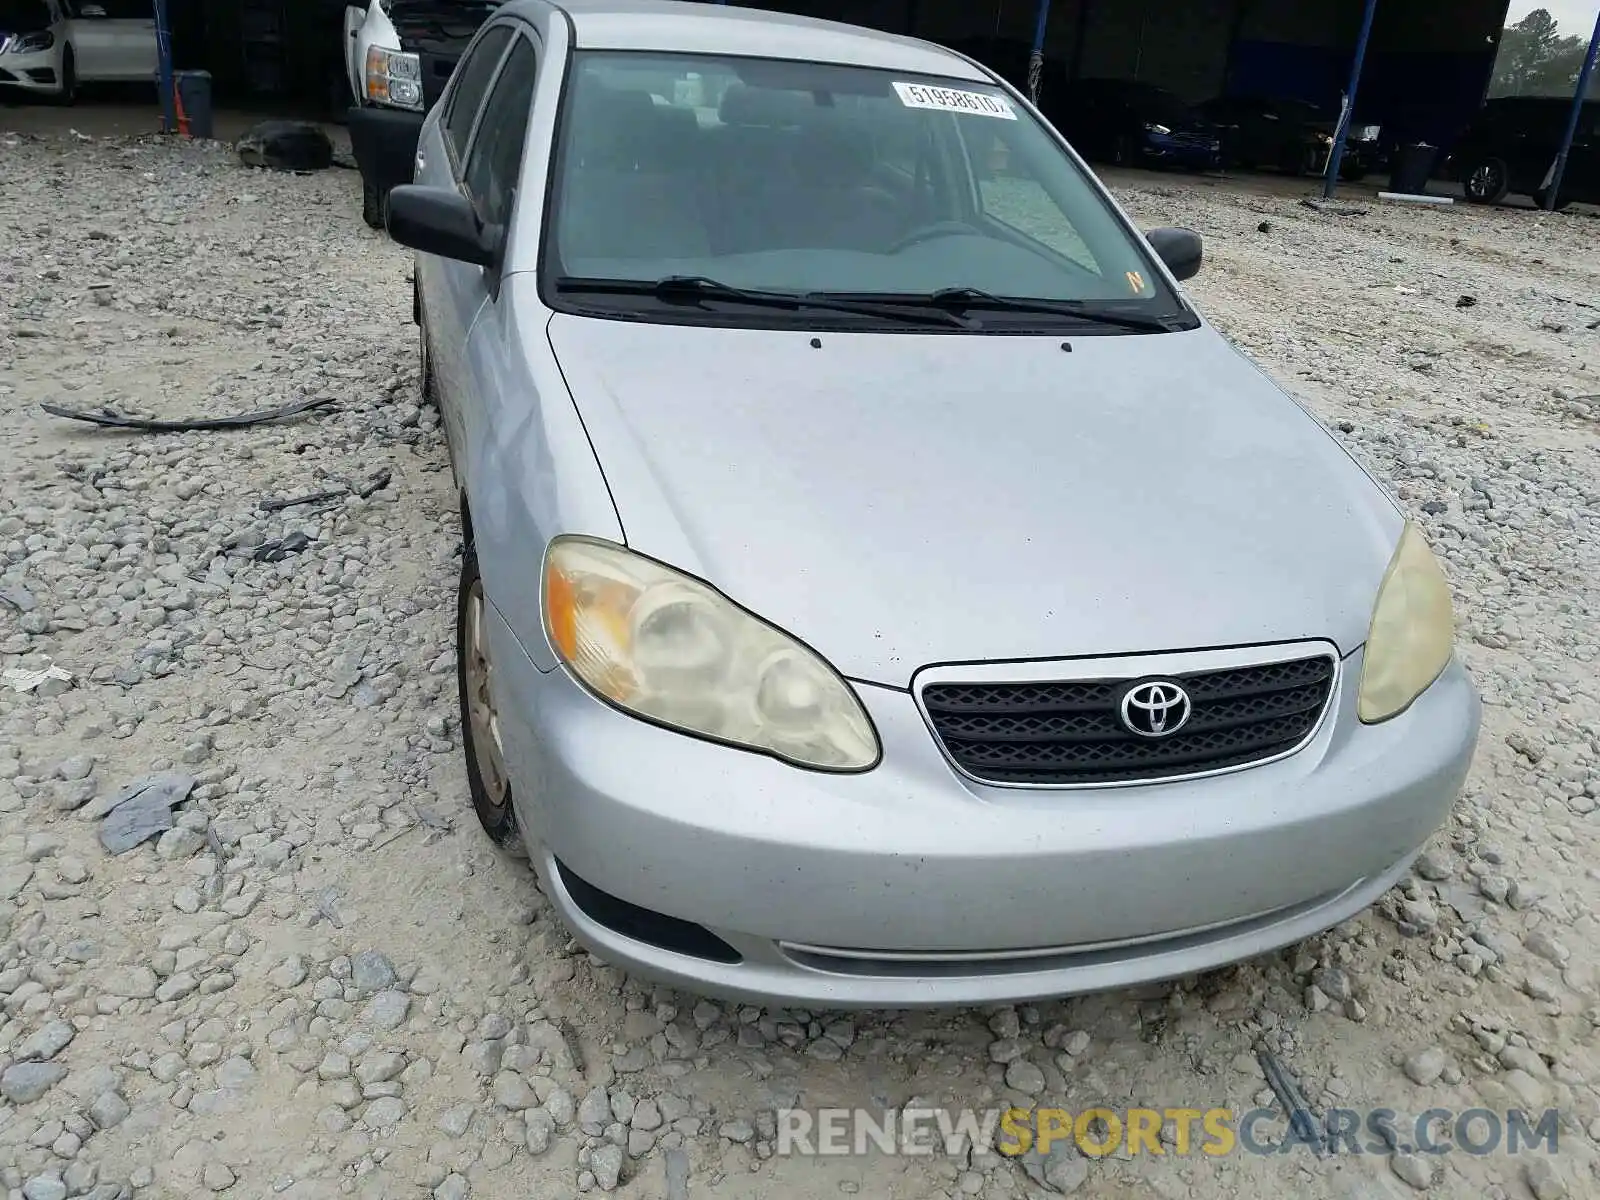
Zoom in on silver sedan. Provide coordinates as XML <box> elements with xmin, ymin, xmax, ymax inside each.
<box><xmin>388</xmin><ymin>0</ymin><xmax>1481</xmax><ymax>1007</ymax></box>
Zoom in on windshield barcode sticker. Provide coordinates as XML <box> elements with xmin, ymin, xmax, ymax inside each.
<box><xmin>893</xmin><ymin>82</ymin><xmax>1017</xmax><ymax>119</ymax></box>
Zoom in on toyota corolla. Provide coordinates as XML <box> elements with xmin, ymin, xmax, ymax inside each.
<box><xmin>388</xmin><ymin>0</ymin><xmax>1481</xmax><ymax>1007</ymax></box>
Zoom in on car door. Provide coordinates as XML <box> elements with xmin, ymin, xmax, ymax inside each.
<box><xmin>79</xmin><ymin>0</ymin><xmax>152</xmax><ymax>80</ymax></box>
<box><xmin>414</xmin><ymin>20</ymin><xmax>520</xmax><ymax>466</ymax></box>
<box><xmin>451</xmin><ymin>32</ymin><xmax>541</xmax><ymax>476</ymax></box>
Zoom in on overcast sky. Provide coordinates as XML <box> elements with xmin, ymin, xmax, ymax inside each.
<box><xmin>1506</xmin><ymin>1</ymin><xmax>1599</xmax><ymax>36</ymax></box>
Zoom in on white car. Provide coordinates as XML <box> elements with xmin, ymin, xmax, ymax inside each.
<box><xmin>0</xmin><ymin>0</ymin><xmax>156</xmax><ymax>103</ymax></box>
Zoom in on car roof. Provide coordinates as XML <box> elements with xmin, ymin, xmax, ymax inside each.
<box><xmin>516</xmin><ymin>0</ymin><xmax>990</xmax><ymax>80</ymax></box>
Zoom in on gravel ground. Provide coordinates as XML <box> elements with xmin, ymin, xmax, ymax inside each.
<box><xmin>1</xmin><ymin>125</ymin><xmax>1598</xmax><ymax>1200</ymax></box>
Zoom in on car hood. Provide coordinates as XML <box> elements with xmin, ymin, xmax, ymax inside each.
<box><xmin>547</xmin><ymin>316</ymin><xmax>1401</xmax><ymax>687</ymax></box>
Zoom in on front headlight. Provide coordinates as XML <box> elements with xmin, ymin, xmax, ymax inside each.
<box><xmin>542</xmin><ymin>536</ymin><xmax>880</xmax><ymax>771</ymax></box>
<box><xmin>7</xmin><ymin>30</ymin><xmax>55</xmax><ymax>53</ymax></box>
<box><xmin>1357</xmin><ymin>522</ymin><xmax>1455</xmax><ymax>723</ymax></box>
<box><xmin>365</xmin><ymin>46</ymin><xmax>423</xmax><ymax>111</ymax></box>
<box><xmin>1143</xmin><ymin>122</ymin><xmax>1172</xmax><ymax>136</ymax></box>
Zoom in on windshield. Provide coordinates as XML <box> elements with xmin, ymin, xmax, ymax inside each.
<box><xmin>545</xmin><ymin>51</ymin><xmax>1189</xmax><ymax>327</ymax></box>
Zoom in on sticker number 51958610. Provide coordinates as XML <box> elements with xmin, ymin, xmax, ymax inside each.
<box><xmin>892</xmin><ymin>81</ymin><xmax>1017</xmax><ymax>120</ymax></box>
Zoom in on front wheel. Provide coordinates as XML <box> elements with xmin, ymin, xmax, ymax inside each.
<box><xmin>1462</xmin><ymin>157</ymin><xmax>1509</xmax><ymax>205</ymax></box>
<box><xmin>55</xmin><ymin>48</ymin><xmax>77</xmax><ymax>106</ymax></box>
<box><xmin>457</xmin><ymin>545</ymin><xmax>522</xmax><ymax>850</ymax></box>
<box><xmin>361</xmin><ymin>178</ymin><xmax>387</xmax><ymax>229</ymax></box>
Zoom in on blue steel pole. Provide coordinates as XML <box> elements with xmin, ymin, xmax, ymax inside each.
<box><xmin>153</xmin><ymin>0</ymin><xmax>175</xmax><ymax>133</ymax></box>
<box><xmin>1542</xmin><ymin>9</ymin><xmax>1600</xmax><ymax>211</ymax></box>
<box><xmin>1028</xmin><ymin>0</ymin><xmax>1053</xmax><ymax>104</ymax></box>
<box><xmin>1322</xmin><ymin>0</ymin><xmax>1379</xmax><ymax>198</ymax></box>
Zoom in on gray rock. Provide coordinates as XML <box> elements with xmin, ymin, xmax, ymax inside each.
<box><xmin>545</xmin><ymin>1087</ymin><xmax>575</xmax><ymax>1127</ymax></box>
<box><xmin>351</xmin><ymin>951</ymin><xmax>397</xmax><ymax>994</ymax></box>
<box><xmin>1390</xmin><ymin>1152</ymin><xmax>1434</xmax><ymax>1190</ymax></box>
<box><xmin>1402</xmin><ymin>1047</ymin><xmax>1447</xmax><ymax>1086</ymax></box>
<box><xmin>719</xmin><ymin>1118</ymin><xmax>754</xmax><ymax>1143</ymax></box>
<box><xmin>355</xmin><ymin>1051</ymin><xmax>406</xmax><ymax>1085</ymax></box>
<box><xmin>578</xmin><ymin>1086</ymin><xmax>613</xmax><ymax>1132</ymax></box>
<box><xmin>2</xmin><ymin>1062</ymin><xmax>67</xmax><ymax>1104</ymax></box>
<box><xmin>525</xmin><ymin>1108</ymin><xmax>555</xmax><ymax>1155</ymax></box>
<box><xmin>364</xmin><ymin>1096</ymin><xmax>406</xmax><ymax>1128</ymax></box>
<box><xmin>492</xmin><ymin>1070</ymin><xmax>538</xmax><ymax>1111</ymax></box>
<box><xmin>437</xmin><ymin>1104</ymin><xmax>474</xmax><ymax>1137</ymax></box>
<box><xmin>363</xmin><ymin>990</ymin><xmax>410</xmax><ymax>1029</ymax></box>
<box><xmin>1413</xmin><ymin>849</ymin><xmax>1452</xmax><ymax>880</ymax></box>
<box><xmin>88</xmin><ymin>1090</ymin><xmax>131</xmax><ymax>1130</ymax></box>
<box><xmin>591</xmin><ymin>1144</ymin><xmax>624</xmax><ymax>1192</ymax></box>
<box><xmin>202</xmin><ymin>1162</ymin><xmax>235</xmax><ymax>1192</ymax></box>
<box><xmin>17</xmin><ymin>1019</ymin><xmax>75</xmax><ymax>1061</ymax></box>
<box><xmin>57</xmin><ymin>755</ymin><xmax>95</xmax><ymax>781</ymax></box>
<box><xmin>88</xmin><ymin>771</ymin><xmax>193</xmax><ymax>821</ymax></box>
<box><xmin>434</xmin><ymin>1175</ymin><xmax>470</xmax><ymax>1200</ymax></box>
<box><xmin>1005</xmin><ymin>1059</ymin><xmax>1047</xmax><ymax>1095</ymax></box>
<box><xmin>101</xmin><ymin>792</ymin><xmax>178</xmax><ymax>854</ymax></box>
<box><xmin>632</xmin><ymin>1098</ymin><xmax>662</xmax><ymax>1131</ymax></box>
<box><xmin>1312</xmin><ymin>966</ymin><xmax>1353</xmax><ymax>1002</ymax></box>
<box><xmin>156</xmin><ymin>826</ymin><xmax>206</xmax><ymax>859</ymax></box>
<box><xmin>1524</xmin><ymin>1157</ymin><xmax>1567</xmax><ymax>1200</ymax></box>
<box><xmin>22</xmin><ymin>1176</ymin><xmax>68</xmax><ymax>1200</ymax></box>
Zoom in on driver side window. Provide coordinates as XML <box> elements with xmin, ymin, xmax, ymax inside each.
<box><xmin>444</xmin><ymin>25</ymin><xmax>514</xmax><ymax>169</ymax></box>
<box><xmin>463</xmin><ymin>35</ymin><xmax>539</xmax><ymax>232</ymax></box>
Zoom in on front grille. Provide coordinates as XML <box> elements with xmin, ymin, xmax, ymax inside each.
<box><xmin>922</xmin><ymin>654</ymin><xmax>1335</xmax><ymax>786</ymax></box>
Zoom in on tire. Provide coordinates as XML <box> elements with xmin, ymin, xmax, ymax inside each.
<box><xmin>56</xmin><ymin>48</ymin><xmax>77</xmax><ymax>106</ymax></box>
<box><xmin>361</xmin><ymin>178</ymin><xmax>386</xmax><ymax>229</ymax></box>
<box><xmin>1462</xmin><ymin>157</ymin><xmax>1509</xmax><ymax>205</ymax></box>
<box><xmin>457</xmin><ymin>544</ymin><xmax>523</xmax><ymax>850</ymax></box>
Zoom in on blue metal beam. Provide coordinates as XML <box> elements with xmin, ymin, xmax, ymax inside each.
<box><xmin>1029</xmin><ymin>0</ymin><xmax>1053</xmax><ymax>104</ymax></box>
<box><xmin>1542</xmin><ymin>9</ymin><xmax>1600</xmax><ymax>211</ymax></box>
<box><xmin>1322</xmin><ymin>0</ymin><xmax>1379</xmax><ymax>199</ymax></box>
<box><xmin>154</xmin><ymin>0</ymin><xmax>175</xmax><ymax>133</ymax></box>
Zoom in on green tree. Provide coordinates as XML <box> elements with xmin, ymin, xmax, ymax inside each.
<box><xmin>1489</xmin><ymin>8</ymin><xmax>1596</xmax><ymax>98</ymax></box>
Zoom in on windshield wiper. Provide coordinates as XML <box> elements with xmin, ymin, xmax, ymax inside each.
<box><xmin>556</xmin><ymin>275</ymin><xmax>972</xmax><ymax>329</ymax></box>
<box><xmin>830</xmin><ymin>286</ymin><xmax>1180</xmax><ymax>332</ymax></box>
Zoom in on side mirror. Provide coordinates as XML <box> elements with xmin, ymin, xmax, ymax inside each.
<box><xmin>386</xmin><ymin>185</ymin><xmax>499</xmax><ymax>268</ymax></box>
<box><xmin>1145</xmin><ymin>227</ymin><xmax>1203</xmax><ymax>281</ymax></box>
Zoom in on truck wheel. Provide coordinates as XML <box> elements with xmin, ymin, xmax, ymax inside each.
<box><xmin>361</xmin><ymin>179</ymin><xmax>386</xmax><ymax>229</ymax></box>
<box><xmin>1462</xmin><ymin>158</ymin><xmax>1509</xmax><ymax>205</ymax></box>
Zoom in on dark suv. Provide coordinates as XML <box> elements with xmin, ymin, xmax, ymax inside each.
<box><xmin>1447</xmin><ymin>95</ymin><xmax>1599</xmax><ymax>209</ymax></box>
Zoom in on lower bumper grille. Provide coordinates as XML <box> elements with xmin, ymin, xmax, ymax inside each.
<box><xmin>922</xmin><ymin>652</ymin><xmax>1336</xmax><ymax>786</ymax></box>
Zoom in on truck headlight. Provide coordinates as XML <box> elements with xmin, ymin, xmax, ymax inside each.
<box><xmin>542</xmin><ymin>536</ymin><xmax>880</xmax><ymax>771</ymax></box>
<box><xmin>365</xmin><ymin>46</ymin><xmax>423</xmax><ymax>111</ymax></box>
<box><xmin>1357</xmin><ymin>522</ymin><xmax>1455</xmax><ymax>723</ymax></box>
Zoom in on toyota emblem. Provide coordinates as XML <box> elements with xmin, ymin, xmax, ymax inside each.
<box><xmin>1120</xmin><ymin>680</ymin><xmax>1192</xmax><ymax>738</ymax></box>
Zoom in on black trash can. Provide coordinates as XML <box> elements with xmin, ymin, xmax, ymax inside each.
<box><xmin>171</xmin><ymin>70</ymin><xmax>214</xmax><ymax>139</ymax></box>
<box><xmin>1389</xmin><ymin>142</ymin><xmax>1438</xmax><ymax>194</ymax></box>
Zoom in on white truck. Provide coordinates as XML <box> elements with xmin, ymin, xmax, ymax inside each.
<box><xmin>343</xmin><ymin>0</ymin><xmax>501</xmax><ymax>228</ymax></box>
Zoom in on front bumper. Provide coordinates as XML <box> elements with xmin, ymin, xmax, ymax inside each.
<box><xmin>346</xmin><ymin>103</ymin><xmax>424</xmax><ymax>194</ymax></box>
<box><xmin>489</xmin><ymin>606</ymin><xmax>1479</xmax><ymax>1007</ymax></box>
<box><xmin>0</xmin><ymin>52</ymin><xmax>60</xmax><ymax>94</ymax></box>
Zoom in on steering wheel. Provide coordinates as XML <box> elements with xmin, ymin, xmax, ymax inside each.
<box><xmin>885</xmin><ymin>220</ymin><xmax>979</xmax><ymax>254</ymax></box>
